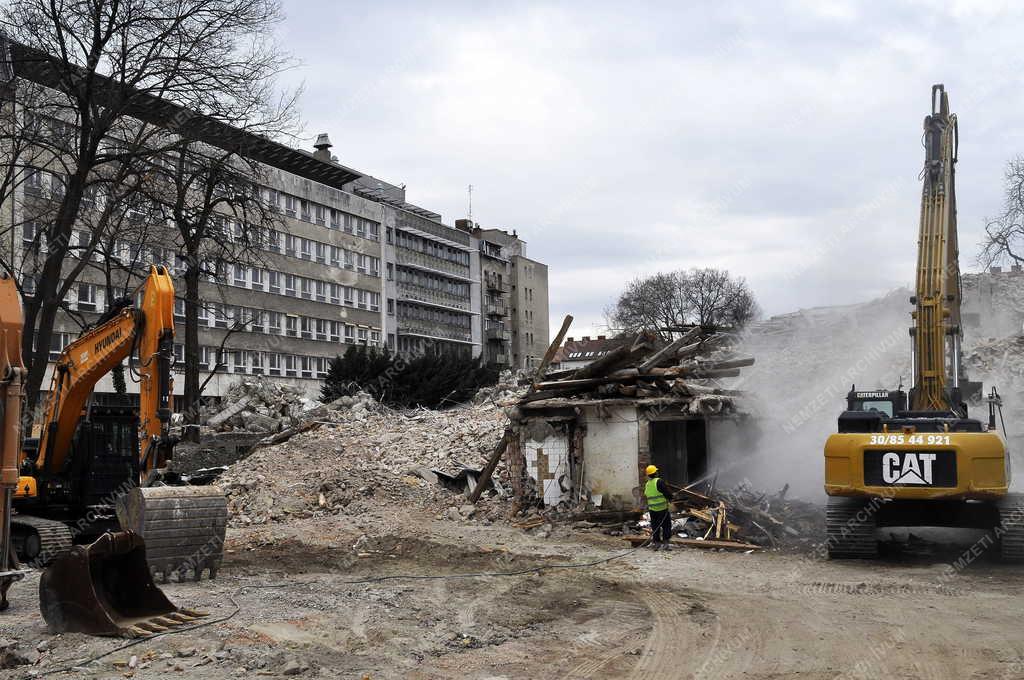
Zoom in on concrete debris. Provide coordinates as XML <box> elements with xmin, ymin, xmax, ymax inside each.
<box><xmin>217</xmin><ymin>400</ymin><xmax>512</xmax><ymax>527</ymax></box>
<box><xmin>203</xmin><ymin>377</ymin><xmax>383</xmax><ymax>433</ymax></box>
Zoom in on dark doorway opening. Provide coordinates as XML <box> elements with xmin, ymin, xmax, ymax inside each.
<box><xmin>649</xmin><ymin>419</ymin><xmax>707</xmax><ymax>487</ymax></box>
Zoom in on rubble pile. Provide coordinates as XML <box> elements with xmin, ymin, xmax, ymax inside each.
<box><xmin>473</xmin><ymin>369</ymin><xmax>529</xmax><ymax>404</ymax></box>
<box><xmin>520</xmin><ymin>328</ymin><xmax>753</xmax><ymax>415</ymax></box>
<box><xmin>203</xmin><ymin>378</ymin><xmax>383</xmax><ymax>433</ymax></box>
<box><xmin>217</xmin><ymin>402</ymin><xmax>510</xmax><ymax>526</ymax></box>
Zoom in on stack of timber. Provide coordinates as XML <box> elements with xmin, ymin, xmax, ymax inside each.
<box><xmin>520</xmin><ymin>328</ymin><xmax>753</xmax><ymax>415</ymax></box>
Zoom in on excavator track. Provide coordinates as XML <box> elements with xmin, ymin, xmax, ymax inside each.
<box><xmin>11</xmin><ymin>516</ymin><xmax>73</xmax><ymax>567</ymax></box>
<box><xmin>825</xmin><ymin>497</ymin><xmax>878</xmax><ymax>559</ymax></box>
<box><xmin>998</xmin><ymin>494</ymin><xmax>1024</xmax><ymax>562</ymax></box>
<box><xmin>116</xmin><ymin>486</ymin><xmax>228</xmax><ymax>582</ymax></box>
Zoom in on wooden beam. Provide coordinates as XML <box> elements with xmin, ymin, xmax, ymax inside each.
<box><xmin>468</xmin><ymin>427</ymin><xmax>513</xmax><ymax>504</ymax></box>
<box><xmin>638</xmin><ymin>328</ymin><xmax>701</xmax><ymax>371</ymax></box>
<box><xmin>532</xmin><ymin>315</ymin><xmax>573</xmax><ymax>388</ymax></box>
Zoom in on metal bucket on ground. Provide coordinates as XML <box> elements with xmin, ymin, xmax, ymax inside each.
<box><xmin>39</xmin><ymin>531</ymin><xmax>206</xmax><ymax>637</ymax></box>
<box><xmin>116</xmin><ymin>485</ymin><xmax>227</xmax><ymax>581</ymax></box>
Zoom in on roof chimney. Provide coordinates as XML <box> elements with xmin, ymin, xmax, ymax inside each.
<box><xmin>582</xmin><ymin>336</ymin><xmax>591</xmax><ymax>341</ymax></box>
<box><xmin>565</xmin><ymin>337</ymin><xmax>574</xmax><ymax>343</ymax></box>
<box><xmin>597</xmin><ymin>335</ymin><xmax>606</xmax><ymax>340</ymax></box>
<box><xmin>313</xmin><ymin>133</ymin><xmax>333</xmax><ymax>161</ymax></box>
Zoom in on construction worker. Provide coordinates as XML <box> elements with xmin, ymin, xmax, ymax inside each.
<box><xmin>643</xmin><ymin>465</ymin><xmax>673</xmax><ymax>551</ymax></box>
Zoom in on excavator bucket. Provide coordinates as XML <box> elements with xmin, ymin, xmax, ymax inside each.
<box><xmin>38</xmin><ymin>531</ymin><xmax>206</xmax><ymax>637</ymax></box>
<box><xmin>116</xmin><ymin>486</ymin><xmax>227</xmax><ymax>581</ymax></box>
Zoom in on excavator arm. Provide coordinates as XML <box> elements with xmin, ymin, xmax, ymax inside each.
<box><xmin>32</xmin><ymin>266</ymin><xmax>175</xmax><ymax>482</ymax></box>
<box><xmin>911</xmin><ymin>84</ymin><xmax>963</xmax><ymax>414</ymax></box>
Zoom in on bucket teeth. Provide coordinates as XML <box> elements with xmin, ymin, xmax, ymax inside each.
<box><xmin>137</xmin><ymin>621</ymin><xmax>169</xmax><ymax>633</ymax></box>
<box><xmin>128</xmin><ymin>626</ymin><xmax>150</xmax><ymax>638</ymax></box>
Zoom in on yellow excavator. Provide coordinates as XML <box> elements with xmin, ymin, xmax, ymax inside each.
<box><xmin>12</xmin><ymin>266</ymin><xmax>227</xmax><ymax>579</ymax></box>
<box><xmin>823</xmin><ymin>84</ymin><xmax>1020</xmax><ymax>559</ymax></box>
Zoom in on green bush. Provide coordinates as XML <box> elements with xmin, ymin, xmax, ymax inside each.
<box><xmin>321</xmin><ymin>346</ymin><xmax>498</xmax><ymax>409</ymax></box>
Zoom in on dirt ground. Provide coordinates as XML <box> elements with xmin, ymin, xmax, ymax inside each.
<box><xmin>2</xmin><ymin>510</ymin><xmax>1024</xmax><ymax>680</ymax></box>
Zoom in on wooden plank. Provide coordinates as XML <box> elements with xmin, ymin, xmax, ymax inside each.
<box><xmin>532</xmin><ymin>315</ymin><xmax>573</xmax><ymax>387</ymax></box>
<box><xmin>623</xmin><ymin>536</ymin><xmax>762</xmax><ymax>551</ymax></box>
<box><xmin>467</xmin><ymin>427</ymin><xmax>513</xmax><ymax>504</ymax></box>
<box><xmin>638</xmin><ymin>328</ymin><xmax>701</xmax><ymax>371</ymax></box>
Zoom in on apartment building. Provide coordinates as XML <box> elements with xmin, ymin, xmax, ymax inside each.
<box><xmin>467</xmin><ymin>224</ymin><xmax>550</xmax><ymax>370</ymax></box>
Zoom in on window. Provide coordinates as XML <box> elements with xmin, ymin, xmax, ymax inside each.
<box><xmin>300</xmin><ymin>356</ymin><xmax>314</xmax><ymax>378</ymax></box>
<box><xmin>355</xmin><ymin>218</ymin><xmax>366</xmax><ymax>238</ymax></box>
<box><xmin>345</xmin><ymin>325</ymin><xmax>354</xmax><ymax>343</ymax></box>
<box><xmin>370</xmin><ymin>330</ymin><xmax>381</xmax><ymax>346</ymax></box>
<box><xmin>300</xmin><ymin>200</ymin><xmax>310</xmax><ymax>221</ymax></box>
<box><xmin>357</xmin><ymin>289</ymin><xmax>368</xmax><ymax>310</ymax></box>
<box><xmin>214</xmin><ymin>304</ymin><xmax>230</xmax><ymax>329</ymax></box>
<box><xmin>268</xmin><ymin>311</ymin><xmax>282</xmax><ymax>334</ymax></box>
<box><xmin>343</xmin><ymin>287</ymin><xmax>354</xmax><ymax>307</ymax></box>
<box><xmin>22</xmin><ymin>276</ymin><xmax>36</xmax><ymax>296</ymax></box>
<box><xmin>329</xmin><ymin>283</ymin><xmax>340</xmax><ymax>305</ymax></box>
<box><xmin>231</xmin><ymin>350</ymin><xmax>246</xmax><ymax>374</ymax></box>
<box><xmin>343</xmin><ymin>250</ymin><xmax>355</xmax><ymax>270</ymax></box>
<box><xmin>269</xmin><ymin>271</ymin><xmax>281</xmax><ymax>294</ymax></box>
<box><xmin>300</xmin><ymin>238</ymin><xmax>312</xmax><ymax>261</ymax></box>
<box><xmin>233</xmin><ymin>264</ymin><xmax>247</xmax><ymax>287</ymax></box>
<box><xmin>285</xmin><ymin>234</ymin><xmax>298</xmax><ymax>257</ymax></box>
<box><xmin>314</xmin><ymin>205</ymin><xmax>325</xmax><ymax>225</ymax></box>
<box><xmin>386</xmin><ymin>263</ymin><xmax>394</xmax><ymax>281</ymax></box>
<box><xmin>74</xmin><ymin>283</ymin><xmax>98</xmax><ymax>312</ymax></box>
<box><xmin>268</xmin><ymin>352</ymin><xmax>281</xmax><ymax>376</ymax></box>
<box><xmin>343</xmin><ymin>213</ymin><xmax>354</xmax><ymax>234</ymax></box>
<box><xmin>284</xmin><ymin>354</ymin><xmax>297</xmax><ymax>377</ymax></box>
<box><xmin>315</xmin><ymin>242</ymin><xmax>326</xmax><ymax>264</ymax></box>
<box><xmin>357</xmin><ymin>328</ymin><xmax>368</xmax><ymax>345</ymax></box>
<box><xmin>368</xmin><ymin>256</ymin><xmax>380</xmax><ymax>277</ymax></box>
<box><xmin>330</xmin><ymin>209</ymin><xmax>341</xmax><ymax>229</ymax></box>
<box><xmin>316</xmin><ymin>357</ymin><xmax>329</xmax><ymax>379</ymax></box>
<box><xmin>284</xmin><ymin>274</ymin><xmax>296</xmax><ymax>297</ymax></box>
<box><xmin>48</xmin><ymin>332</ymin><xmax>69</xmax><ymax>361</ymax></box>
<box><xmin>330</xmin><ymin>246</ymin><xmax>342</xmax><ymax>267</ymax></box>
<box><xmin>25</xmin><ymin>169</ymin><xmax>42</xmax><ymax>195</ymax></box>
<box><xmin>367</xmin><ymin>222</ymin><xmax>379</xmax><ymax>241</ymax></box>
<box><xmin>285</xmin><ymin>315</ymin><xmax>298</xmax><ymax>337</ymax></box>
<box><xmin>251</xmin><ymin>351</ymin><xmax>264</xmax><ymax>375</ymax></box>
<box><xmin>300</xmin><ymin>316</ymin><xmax>313</xmax><ymax>340</ymax></box>
<box><xmin>284</xmin><ymin>195</ymin><xmax>297</xmax><ymax>216</ymax></box>
<box><xmin>174</xmin><ymin>298</ymin><xmax>185</xmax><ymax>320</ymax></box>
<box><xmin>357</xmin><ymin>254</ymin><xmax>367</xmax><ymax>274</ymax></box>
<box><xmin>315</xmin><ymin>318</ymin><xmax>328</xmax><ymax>341</ymax></box>
<box><xmin>251</xmin><ymin>267</ymin><xmax>264</xmax><ymax>291</ymax></box>
<box><xmin>369</xmin><ymin>292</ymin><xmax>380</xmax><ymax>313</ymax></box>
<box><xmin>300</xmin><ymin>278</ymin><xmax>313</xmax><ymax>300</ymax></box>
<box><xmin>386</xmin><ymin>227</ymin><xmax>393</xmax><ymax>244</ymax></box>
<box><xmin>387</xmin><ymin>299</ymin><xmax>394</xmax><ymax>315</ymax></box>
<box><xmin>198</xmin><ymin>304</ymin><xmax>210</xmax><ymax>326</ymax></box>
<box><xmin>315</xmin><ymin>280</ymin><xmax>327</xmax><ymax>302</ymax></box>
<box><xmin>267</xmin><ymin>229</ymin><xmax>282</xmax><ymax>253</ymax></box>
<box><xmin>50</xmin><ymin>173</ymin><xmax>65</xmax><ymax>198</ymax></box>
<box><xmin>329</xmin><ymin>321</ymin><xmax>341</xmax><ymax>342</ymax></box>
<box><xmin>173</xmin><ymin>343</ymin><xmax>185</xmax><ymax>364</ymax></box>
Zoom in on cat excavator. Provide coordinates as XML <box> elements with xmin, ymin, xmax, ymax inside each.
<box><xmin>823</xmin><ymin>85</ymin><xmax>1022</xmax><ymax>559</ymax></box>
<box><xmin>12</xmin><ymin>266</ymin><xmax>227</xmax><ymax>587</ymax></box>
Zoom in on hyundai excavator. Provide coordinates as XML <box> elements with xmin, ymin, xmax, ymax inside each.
<box><xmin>823</xmin><ymin>85</ymin><xmax>1022</xmax><ymax>559</ymax></box>
<box><xmin>12</xmin><ymin>266</ymin><xmax>227</xmax><ymax>579</ymax></box>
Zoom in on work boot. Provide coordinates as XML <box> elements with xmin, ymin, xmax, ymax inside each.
<box><xmin>650</xmin><ymin>541</ymin><xmax>661</xmax><ymax>551</ymax></box>
<box><xmin>661</xmin><ymin>542</ymin><xmax>673</xmax><ymax>552</ymax></box>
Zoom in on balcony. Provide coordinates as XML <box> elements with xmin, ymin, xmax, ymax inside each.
<box><xmin>397</xmin><ymin>281</ymin><xmax>472</xmax><ymax>312</ymax></box>
<box><xmin>484</xmin><ymin>272</ymin><xmax>510</xmax><ymax>293</ymax></box>
<box><xmin>485</xmin><ymin>326</ymin><xmax>511</xmax><ymax>343</ymax></box>
<box><xmin>485</xmin><ymin>302</ymin><xmax>508</xmax><ymax>317</ymax></box>
<box><xmin>397</xmin><ymin>318</ymin><xmax>473</xmax><ymax>343</ymax></box>
<box><xmin>395</xmin><ymin>245</ymin><xmax>471</xmax><ymax>280</ymax></box>
<box><xmin>492</xmin><ymin>354</ymin><xmax>509</xmax><ymax>366</ymax></box>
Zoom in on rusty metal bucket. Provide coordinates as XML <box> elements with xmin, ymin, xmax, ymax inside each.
<box><xmin>39</xmin><ymin>531</ymin><xmax>206</xmax><ymax>637</ymax></box>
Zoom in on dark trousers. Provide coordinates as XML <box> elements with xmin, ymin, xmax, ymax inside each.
<box><xmin>650</xmin><ymin>509</ymin><xmax>672</xmax><ymax>543</ymax></box>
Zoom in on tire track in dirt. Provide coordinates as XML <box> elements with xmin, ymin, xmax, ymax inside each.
<box><xmin>626</xmin><ymin>589</ymin><xmax>711</xmax><ymax>679</ymax></box>
<box><xmin>560</xmin><ymin>599</ymin><xmax>649</xmax><ymax>679</ymax></box>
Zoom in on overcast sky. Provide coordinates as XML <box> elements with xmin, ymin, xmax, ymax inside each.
<box><xmin>275</xmin><ymin>1</ymin><xmax>1024</xmax><ymax>338</ymax></box>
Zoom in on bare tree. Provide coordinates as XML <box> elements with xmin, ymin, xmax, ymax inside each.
<box><xmin>981</xmin><ymin>156</ymin><xmax>1024</xmax><ymax>267</ymax></box>
<box><xmin>608</xmin><ymin>268</ymin><xmax>759</xmax><ymax>338</ymax></box>
<box><xmin>0</xmin><ymin>0</ymin><xmax>288</xmax><ymax>412</ymax></box>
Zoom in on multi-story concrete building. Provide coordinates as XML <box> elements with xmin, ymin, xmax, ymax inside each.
<box><xmin>466</xmin><ymin>223</ymin><xmax>549</xmax><ymax>370</ymax></box>
<box><xmin>4</xmin><ymin>40</ymin><xmax>542</xmax><ymax>403</ymax></box>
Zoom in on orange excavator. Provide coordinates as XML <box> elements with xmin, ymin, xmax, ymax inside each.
<box><xmin>0</xmin><ymin>272</ymin><xmax>28</xmax><ymax>611</ymax></box>
<box><xmin>12</xmin><ymin>266</ymin><xmax>226</xmax><ymax>587</ymax></box>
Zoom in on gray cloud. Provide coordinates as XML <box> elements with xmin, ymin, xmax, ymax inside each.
<box><xmin>277</xmin><ymin>0</ymin><xmax>1024</xmax><ymax>336</ymax></box>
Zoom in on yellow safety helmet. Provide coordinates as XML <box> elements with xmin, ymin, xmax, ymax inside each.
<box><xmin>645</xmin><ymin>465</ymin><xmax>658</xmax><ymax>476</ymax></box>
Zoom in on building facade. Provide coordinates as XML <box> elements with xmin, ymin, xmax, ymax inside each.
<box><xmin>3</xmin><ymin>39</ymin><xmax>546</xmax><ymax>402</ymax></box>
<box><xmin>468</xmin><ymin>224</ymin><xmax>549</xmax><ymax>370</ymax></box>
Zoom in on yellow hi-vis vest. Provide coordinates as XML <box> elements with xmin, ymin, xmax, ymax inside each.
<box><xmin>644</xmin><ymin>478</ymin><xmax>668</xmax><ymax>512</ymax></box>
